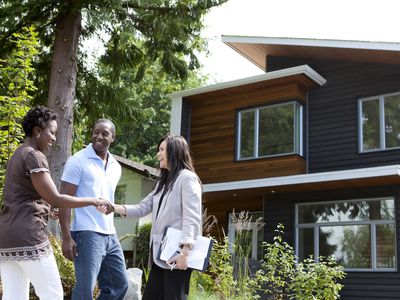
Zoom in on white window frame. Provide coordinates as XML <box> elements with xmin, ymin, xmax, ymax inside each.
<box><xmin>359</xmin><ymin>91</ymin><xmax>400</xmax><ymax>153</ymax></box>
<box><xmin>295</xmin><ymin>197</ymin><xmax>397</xmax><ymax>272</ymax></box>
<box><xmin>236</xmin><ymin>101</ymin><xmax>303</xmax><ymax>160</ymax></box>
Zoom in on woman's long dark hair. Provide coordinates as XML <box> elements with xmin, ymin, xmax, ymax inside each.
<box><xmin>155</xmin><ymin>134</ymin><xmax>198</xmax><ymax>195</ymax></box>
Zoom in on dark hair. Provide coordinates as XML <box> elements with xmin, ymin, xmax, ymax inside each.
<box><xmin>155</xmin><ymin>134</ymin><xmax>199</xmax><ymax>195</ymax></box>
<box><xmin>93</xmin><ymin>119</ymin><xmax>116</xmax><ymax>134</ymax></box>
<box><xmin>22</xmin><ymin>105</ymin><xmax>58</xmax><ymax>137</ymax></box>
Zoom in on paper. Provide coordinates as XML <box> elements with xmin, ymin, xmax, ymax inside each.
<box><xmin>158</xmin><ymin>227</ymin><xmax>213</xmax><ymax>272</ymax></box>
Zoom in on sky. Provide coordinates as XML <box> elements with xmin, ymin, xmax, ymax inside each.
<box><xmin>199</xmin><ymin>0</ymin><xmax>400</xmax><ymax>84</ymax></box>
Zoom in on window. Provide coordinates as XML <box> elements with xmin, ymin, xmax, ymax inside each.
<box><xmin>115</xmin><ymin>184</ymin><xmax>127</xmax><ymax>205</ymax></box>
<box><xmin>296</xmin><ymin>198</ymin><xmax>396</xmax><ymax>271</ymax></box>
<box><xmin>359</xmin><ymin>92</ymin><xmax>400</xmax><ymax>152</ymax></box>
<box><xmin>228</xmin><ymin>211</ymin><xmax>264</xmax><ymax>260</ymax></box>
<box><xmin>236</xmin><ymin>101</ymin><xmax>303</xmax><ymax>160</ymax></box>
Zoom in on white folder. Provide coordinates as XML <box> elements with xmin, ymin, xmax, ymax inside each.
<box><xmin>158</xmin><ymin>227</ymin><xmax>213</xmax><ymax>272</ymax></box>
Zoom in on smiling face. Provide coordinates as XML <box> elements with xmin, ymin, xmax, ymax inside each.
<box><xmin>91</xmin><ymin>121</ymin><xmax>115</xmax><ymax>156</ymax></box>
<box><xmin>36</xmin><ymin>120</ymin><xmax>57</xmax><ymax>153</ymax></box>
<box><xmin>157</xmin><ymin>140</ymin><xmax>169</xmax><ymax>170</ymax></box>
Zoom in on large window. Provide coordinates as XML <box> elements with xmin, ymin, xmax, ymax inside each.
<box><xmin>359</xmin><ymin>92</ymin><xmax>400</xmax><ymax>152</ymax></box>
<box><xmin>236</xmin><ymin>101</ymin><xmax>303</xmax><ymax>160</ymax></box>
<box><xmin>296</xmin><ymin>198</ymin><xmax>396</xmax><ymax>271</ymax></box>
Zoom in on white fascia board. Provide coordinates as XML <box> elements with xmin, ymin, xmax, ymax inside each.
<box><xmin>168</xmin><ymin>65</ymin><xmax>326</xmax><ymax>99</ymax></box>
<box><xmin>203</xmin><ymin>164</ymin><xmax>400</xmax><ymax>193</ymax></box>
<box><xmin>221</xmin><ymin>35</ymin><xmax>400</xmax><ymax>52</ymax></box>
<box><xmin>170</xmin><ymin>97</ymin><xmax>182</xmax><ymax>135</ymax></box>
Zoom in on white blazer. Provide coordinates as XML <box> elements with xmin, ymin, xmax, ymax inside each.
<box><xmin>124</xmin><ymin>169</ymin><xmax>202</xmax><ymax>269</ymax></box>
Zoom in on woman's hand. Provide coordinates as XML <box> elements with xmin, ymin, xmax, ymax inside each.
<box><xmin>97</xmin><ymin>203</ymin><xmax>127</xmax><ymax>216</ymax></box>
<box><xmin>167</xmin><ymin>250</ymin><xmax>189</xmax><ymax>270</ymax></box>
<box><xmin>96</xmin><ymin>203</ymin><xmax>115</xmax><ymax>215</ymax></box>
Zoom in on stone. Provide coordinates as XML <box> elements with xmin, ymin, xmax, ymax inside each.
<box><xmin>123</xmin><ymin>268</ymin><xmax>143</xmax><ymax>300</ymax></box>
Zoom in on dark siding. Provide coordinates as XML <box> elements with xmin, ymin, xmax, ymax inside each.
<box><xmin>264</xmin><ymin>185</ymin><xmax>400</xmax><ymax>300</ymax></box>
<box><xmin>267</xmin><ymin>56</ymin><xmax>400</xmax><ymax>173</ymax></box>
<box><xmin>180</xmin><ymin>99</ymin><xmax>191</xmax><ymax>143</ymax></box>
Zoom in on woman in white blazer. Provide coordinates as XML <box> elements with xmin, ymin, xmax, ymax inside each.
<box><xmin>99</xmin><ymin>134</ymin><xmax>202</xmax><ymax>300</ymax></box>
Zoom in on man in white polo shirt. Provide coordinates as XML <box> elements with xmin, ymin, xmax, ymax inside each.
<box><xmin>59</xmin><ymin>119</ymin><xmax>128</xmax><ymax>300</ymax></box>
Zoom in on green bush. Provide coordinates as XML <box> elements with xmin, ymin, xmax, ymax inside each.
<box><xmin>132</xmin><ymin>222</ymin><xmax>152</xmax><ymax>269</ymax></box>
<box><xmin>190</xmin><ymin>211</ymin><xmax>259</xmax><ymax>300</ymax></box>
<box><xmin>290</xmin><ymin>256</ymin><xmax>345</xmax><ymax>300</ymax></box>
<box><xmin>0</xmin><ymin>26</ymin><xmax>38</xmax><ymax>206</ymax></box>
<box><xmin>190</xmin><ymin>218</ymin><xmax>346</xmax><ymax>300</ymax></box>
<box><xmin>252</xmin><ymin>224</ymin><xmax>346</xmax><ymax>300</ymax></box>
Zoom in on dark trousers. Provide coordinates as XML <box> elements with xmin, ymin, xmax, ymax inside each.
<box><xmin>142</xmin><ymin>263</ymin><xmax>192</xmax><ymax>300</ymax></box>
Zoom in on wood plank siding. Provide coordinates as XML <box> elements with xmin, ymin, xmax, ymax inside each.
<box><xmin>183</xmin><ymin>79</ymin><xmax>313</xmax><ymax>184</ymax></box>
<box><xmin>264</xmin><ymin>185</ymin><xmax>400</xmax><ymax>299</ymax></box>
<box><xmin>267</xmin><ymin>56</ymin><xmax>400</xmax><ymax>173</ymax></box>
<box><xmin>203</xmin><ymin>192</ymin><xmax>263</xmax><ymax>239</ymax></box>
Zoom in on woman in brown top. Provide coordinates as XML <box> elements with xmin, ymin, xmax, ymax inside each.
<box><xmin>0</xmin><ymin>106</ymin><xmax>109</xmax><ymax>300</ymax></box>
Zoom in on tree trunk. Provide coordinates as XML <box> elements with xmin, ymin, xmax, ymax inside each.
<box><xmin>47</xmin><ymin>3</ymin><xmax>81</xmax><ymax>236</ymax></box>
<box><xmin>48</xmin><ymin>6</ymin><xmax>81</xmax><ymax>188</ymax></box>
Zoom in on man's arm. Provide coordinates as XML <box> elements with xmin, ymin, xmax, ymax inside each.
<box><xmin>59</xmin><ymin>181</ymin><xmax>78</xmax><ymax>261</ymax></box>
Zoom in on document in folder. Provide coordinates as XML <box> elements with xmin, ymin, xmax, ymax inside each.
<box><xmin>158</xmin><ymin>227</ymin><xmax>213</xmax><ymax>272</ymax></box>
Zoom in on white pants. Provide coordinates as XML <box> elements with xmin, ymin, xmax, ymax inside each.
<box><xmin>0</xmin><ymin>254</ymin><xmax>63</xmax><ymax>300</ymax></box>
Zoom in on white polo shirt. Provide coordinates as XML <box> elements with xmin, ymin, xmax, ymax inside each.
<box><xmin>61</xmin><ymin>144</ymin><xmax>121</xmax><ymax>234</ymax></box>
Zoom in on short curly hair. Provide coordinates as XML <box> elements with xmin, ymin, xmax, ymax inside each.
<box><xmin>22</xmin><ymin>105</ymin><xmax>58</xmax><ymax>137</ymax></box>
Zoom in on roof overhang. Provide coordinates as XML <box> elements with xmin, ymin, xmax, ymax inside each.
<box><xmin>113</xmin><ymin>154</ymin><xmax>160</xmax><ymax>179</ymax></box>
<box><xmin>203</xmin><ymin>165</ymin><xmax>400</xmax><ymax>202</ymax></box>
<box><xmin>168</xmin><ymin>64</ymin><xmax>326</xmax><ymax>99</ymax></box>
<box><xmin>222</xmin><ymin>35</ymin><xmax>400</xmax><ymax>70</ymax></box>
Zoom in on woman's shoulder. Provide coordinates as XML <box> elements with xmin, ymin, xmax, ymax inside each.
<box><xmin>179</xmin><ymin>169</ymin><xmax>197</xmax><ymax>178</ymax></box>
<box><xmin>21</xmin><ymin>146</ymin><xmax>46</xmax><ymax>161</ymax></box>
<box><xmin>177</xmin><ymin>169</ymin><xmax>201</xmax><ymax>184</ymax></box>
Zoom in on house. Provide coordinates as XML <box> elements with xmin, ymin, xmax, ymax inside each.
<box><xmin>112</xmin><ymin>154</ymin><xmax>159</xmax><ymax>254</ymax></box>
<box><xmin>169</xmin><ymin>36</ymin><xmax>400</xmax><ymax>299</ymax></box>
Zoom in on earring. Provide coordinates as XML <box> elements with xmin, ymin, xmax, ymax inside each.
<box><xmin>36</xmin><ymin>133</ymin><xmax>40</xmax><ymax>139</ymax></box>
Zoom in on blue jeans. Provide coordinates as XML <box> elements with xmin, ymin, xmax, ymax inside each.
<box><xmin>71</xmin><ymin>231</ymin><xmax>128</xmax><ymax>300</ymax></box>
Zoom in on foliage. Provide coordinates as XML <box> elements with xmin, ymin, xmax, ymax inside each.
<box><xmin>202</xmin><ymin>236</ymin><xmax>239</xmax><ymax>299</ymax></box>
<box><xmin>0</xmin><ymin>0</ymin><xmax>225</xmax><ymax>166</ymax></box>
<box><xmin>191</xmin><ymin>211</ymin><xmax>262</xmax><ymax>300</ymax></box>
<box><xmin>290</xmin><ymin>256</ymin><xmax>345</xmax><ymax>300</ymax></box>
<box><xmin>190</xmin><ymin>217</ymin><xmax>346</xmax><ymax>300</ymax></box>
<box><xmin>0</xmin><ymin>26</ymin><xmax>38</xmax><ymax>205</ymax></box>
<box><xmin>49</xmin><ymin>235</ymin><xmax>76</xmax><ymax>298</ymax></box>
<box><xmin>252</xmin><ymin>224</ymin><xmax>296</xmax><ymax>299</ymax></box>
<box><xmin>132</xmin><ymin>222</ymin><xmax>152</xmax><ymax>270</ymax></box>
<box><xmin>74</xmin><ymin>57</ymin><xmax>206</xmax><ymax>165</ymax></box>
<box><xmin>251</xmin><ymin>224</ymin><xmax>346</xmax><ymax>300</ymax></box>
<box><xmin>230</xmin><ymin>210</ymin><xmax>264</xmax><ymax>299</ymax></box>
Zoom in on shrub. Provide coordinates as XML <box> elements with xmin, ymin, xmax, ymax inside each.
<box><xmin>252</xmin><ymin>224</ymin><xmax>346</xmax><ymax>300</ymax></box>
<box><xmin>190</xmin><ymin>217</ymin><xmax>346</xmax><ymax>300</ymax></box>
<box><xmin>132</xmin><ymin>222</ymin><xmax>152</xmax><ymax>269</ymax></box>
<box><xmin>290</xmin><ymin>256</ymin><xmax>345</xmax><ymax>300</ymax></box>
<box><xmin>0</xmin><ymin>26</ymin><xmax>39</xmax><ymax>206</ymax></box>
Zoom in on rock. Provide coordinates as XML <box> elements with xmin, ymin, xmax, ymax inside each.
<box><xmin>123</xmin><ymin>268</ymin><xmax>143</xmax><ymax>300</ymax></box>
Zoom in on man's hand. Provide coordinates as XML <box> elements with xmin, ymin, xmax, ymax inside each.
<box><xmin>49</xmin><ymin>206</ymin><xmax>59</xmax><ymax>220</ymax></box>
<box><xmin>96</xmin><ymin>203</ymin><xmax>115</xmax><ymax>215</ymax></box>
<box><xmin>62</xmin><ymin>237</ymin><xmax>78</xmax><ymax>261</ymax></box>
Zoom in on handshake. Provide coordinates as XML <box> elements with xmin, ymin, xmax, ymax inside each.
<box><xmin>97</xmin><ymin>203</ymin><xmax>115</xmax><ymax>215</ymax></box>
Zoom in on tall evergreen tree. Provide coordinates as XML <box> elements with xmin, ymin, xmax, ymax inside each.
<box><xmin>0</xmin><ymin>0</ymin><xmax>227</xmax><ymax>185</ymax></box>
